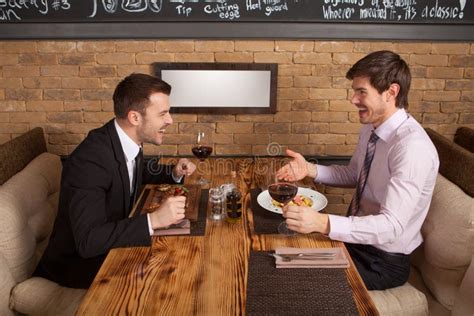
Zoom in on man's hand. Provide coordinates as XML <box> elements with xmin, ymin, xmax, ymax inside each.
<box><xmin>173</xmin><ymin>158</ymin><xmax>196</xmax><ymax>178</ymax></box>
<box><xmin>276</xmin><ymin>149</ymin><xmax>317</xmax><ymax>181</ymax></box>
<box><xmin>149</xmin><ymin>196</ymin><xmax>186</xmax><ymax>229</ymax></box>
<box><xmin>282</xmin><ymin>205</ymin><xmax>330</xmax><ymax>234</ymax></box>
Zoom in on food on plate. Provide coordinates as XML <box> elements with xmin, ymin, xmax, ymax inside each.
<box><xmin>157</xmin><ymin>184</ymin><xmax>171</xmax><ymax>192</ymax></box>
<box><xmin>145</xmin><ymin>185</ymin><xmax>189</xmax><ymax>211</ymax></box>
<box><xmin>271</xmin><ymin>194</ymin><xmax>313</xmax><ymax>208</ymax></box>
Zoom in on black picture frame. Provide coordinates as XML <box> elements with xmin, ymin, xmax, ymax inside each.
<box><xmin>153</xmin><ymin>62</ymin><xmax>278</xmax><ymax>115</ymax></box>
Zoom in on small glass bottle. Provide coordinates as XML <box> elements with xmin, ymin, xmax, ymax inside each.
<box><xmin>209</xmin><ymin>187</ymin><xmax>226</xmax><ymax>220</ymax></box>
<box><xmin>226</xmin><ymin>171</ymin><xmax>242</xmax><ymax>223</ymax></box>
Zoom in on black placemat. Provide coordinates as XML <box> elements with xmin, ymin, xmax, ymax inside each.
<box><xmin>250</xmin><ymin>188</ymin><xmax>283</xmax><ymax>234</ymax></box>
<box><xmin>191</xmin><ymin>189</ymin><xmax>208</xmax><ymax>236</ymax></box>
<box><xmin>246</xmin><ymin>251</ymin><xmax>358</xmax><ymax>316</ymax></box>
<box><xmin>135</xmin><ymin>188</ymin><xmax>208</xmax><ymax>236</ymax></box>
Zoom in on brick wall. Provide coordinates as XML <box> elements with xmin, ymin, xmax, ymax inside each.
<box><xmin>0</xmin><ymin>40</ymin><xmax>473</xmax><ymax>157</ymax></box>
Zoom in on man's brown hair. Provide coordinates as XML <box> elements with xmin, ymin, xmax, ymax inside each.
<box><xmin>113</xmin><ymin>73</ymin><xmax>171</xmax><ymax>119</ymax></box>
<box><xmin>346</xmin><ymin>50</ymin><xmax>411</xmax><ymax>109</ymax></box>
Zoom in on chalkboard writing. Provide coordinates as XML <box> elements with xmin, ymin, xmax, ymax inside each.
<box><xmin>0</xmin><ymin>0</ymin><xmax>472</xmax><ymax>23</ymax></box>
<box><xmin>0</xmin><ymin>0</ymin><xmax>472</xmax><ymax>40</ymax></box>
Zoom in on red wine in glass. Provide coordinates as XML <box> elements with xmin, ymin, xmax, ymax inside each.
<box><xmin>268</xmin><ymin>183</ymin><xmax>298</xmax><ymax>205</ymax></box>
<box><xmin>192</xmin><ymin>146</ymin><xmax>213</xmax><ymax>161</ymax></box>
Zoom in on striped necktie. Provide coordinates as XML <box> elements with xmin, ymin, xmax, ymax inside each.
<box><xmin>347</xmin><ymin>131</ymin><xmax>379</xmax><ymax>216</ymax></box>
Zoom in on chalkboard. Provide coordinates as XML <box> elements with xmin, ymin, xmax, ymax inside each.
<box><xmin>0</xmin><ymin>0</ymin><xmax>473</xmax><ymax>40</ymax></box>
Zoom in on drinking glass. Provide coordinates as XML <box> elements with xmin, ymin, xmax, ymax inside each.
<box><xmin>266</xmin><ymin>161</ymin><xmax>298</xmax><ymax>236</ymax></box>
<box><xmin>191</xmin><ymin>131</ymin><xmax>213</xmax><ymax>186</ymax></box>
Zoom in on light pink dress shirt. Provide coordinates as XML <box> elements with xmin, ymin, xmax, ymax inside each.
<box><xmin>316</xmin><ymin>109</ymin><xmax>439</xmax><ymax>254</ymax></box>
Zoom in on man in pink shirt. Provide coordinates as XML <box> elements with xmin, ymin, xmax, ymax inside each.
<box><xmin>278</xmin><ymin>50</ymin><xmax>439</xmax><ymax>290</ymax></box>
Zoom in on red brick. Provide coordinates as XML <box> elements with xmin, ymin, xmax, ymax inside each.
<box><xmin>0</xmin><ymin>41</ymin><xmax>37</xmax><ymax>53</ymax></box>
<box><xmin>423</xmin><ymin>113</ymin><xmax>458</xmax><ymax>124</ymax></box>
<box><xmin>216</xmin><ymin>122</ymin><xmax>253</xmax><ymax>134</ymax></box>
<box><xmin>59</xmin><ymin>54</ymin><xmax>96</xmax><ymax>65</ymax></box>
<box><xmin>0</xmin><ymin>101</ymin><xmax>25</xmax><ymax>112</ymax></box>
<box><xmin>83</xmin><ymin>112</ymin><xmax>114</xmax><ymax>123</ymax></box>
<box><xmin>255</xmin><ymin>123</ymin><xmax>290</xmax><ymax>134</ymax></box>
<box><xmin>81</xmin><ymin>89</ymin><xmax>114</xmax><ymax>101</ymax></box>
<box><xmin>0</xmin><ymin>123</ymin><xmax>29</xmax><ymax>133</ymax></box>
<box><xmin>274</xmin><ymin>111</ymin><xmax>311</xmax><ymax>122</ymax></box>
<box><xmin>236</xmin><ymin>115</ymin><xmax>274</xmax><ymax>122</ymax></box>
<box><xmin>5</xmin><ymin>89</ymin><xmax>42</xmax><ymax>101</ymax></box>
<box><xmin>272</xmin><ymin>134</ymin><xmax>308</xmax><ymax>145</ymax></box>
<box><xmin>449</xmin><ymin>55</ymin><xmax>474</xmax><ymax>67</ymax></box>
<box><xmin>312</xmin><ymin>112</ymin><xmax>348</xmax><ymax>122</ymax></box>
<box><xmin>0</xmin><ymin>54</ymin><xmax>18</xmax><ymax>65</ymax></box>
<box><xmin>64</xmin><ymin>101</ymin><xmax>101</xmax><ymax>111</ymax></box>
<box><xmin>276</xmin><ymin>41</ymin><xmax>314</xmax><ymax>52</ymax></box>
<box><xmin>44</xmin><ymin>89</ymin><xmax>81</xmax><ymax>101</ymax></box>
<box><xmin>440</xmin><ymin>102</ymin><xmax>473</xmax><ymax>113</ymax></box>
<box><xmin>48</xmin><ymin>112</ymin><xmax>83</xmax><ymax>123</ymax></box>
<box><xmin>41</xmin><ymin>65</ymin><xmax>79</xmax><ymax>77</ymax></box>
<box><xmin>294</xmin><ymin>76</ymin><xmax>331</xmax><ymax>88</ymax></box>
<box><xmin>10</xmin><ymin>112</ymin><xmax>46</xmax><ymax>123</ymax></box>
<box><xmin>97</xmin><ymin>53</ymin><xmax>135</xmax><ymax>65</ymax></box>
<box><xmin>18</xmin><ymin>54</ymin><xmax>57</xmax><ymax>65</ymax></box>
<box><xmin>3</xmin><ymin>66</ymin><xmax>39</xmax><ymax>77</ymax></box>
<box><xmin>292</xmin><ymin>100</ymin><xmax>328</xmax><ymax>111</ymax></box>
<box><xmin>198</xmin><ymin>115</ymin><xmax>235</xmax><ymax>123</ymax></box>
<box><xmin>459</xmin><ymin>113</ymin><xmax>474</xmax><ymax>124</ymax></box>
<box><xmin>292</xmin><ymin>123</ymin><xmax>329</xmax><ymax>134</ymax></box>
<box><xmin>116</xmin><ymin>41</ymin><xmax>155</xmax><ymax>52</ymax></box>
<box><xmin>23</xmin><ymin>77</ymin><xmax>61</xmax><ymax>89</ymax></box>
<box><xmin>80</xmin><ymin>66</ymin><xmax>116</xmax><ymax>77</ymax></box>
<box><xmin>0</xmin><ymin>78</ymin><xmax>22</xmax><ymax>89</ymax></box>
<box><xmin>278</xmin><ymin>88</ymin><xmax>309</xmax><ymax>100</ymax></box>
<box><xmin>27</xmin><ymin>101</ymin><xmax>64</xmax><ymax>112</ymax></box>
<box><xmin>77</xmin><ymin>41</ymin><xmax>115</xmax><ymax>53</ymax></box>
<box><xmin>62</xmin><ymin>77</ymin><xmax>101</xmax><ymax>89</ymax></box>
<box><xmin>234</xmin><ymin>134</ymin><xmax>271</xmax><ymax>144</ymax></box>
<box><xmin>38</xmin><ymin>41</ymin><xmax>76</xmax><ymax>53</ymax></box>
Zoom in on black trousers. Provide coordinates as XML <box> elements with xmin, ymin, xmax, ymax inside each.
<box><xmin>345</xmin><ymin>243</ymin><xmax>410</xmax><ymax>290</ymax></box>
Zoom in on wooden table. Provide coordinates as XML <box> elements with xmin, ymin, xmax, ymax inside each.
<box><xmin>76</xmin><ymin>157</ymin><xmax>379</xmax><ymax>315</ymax></box>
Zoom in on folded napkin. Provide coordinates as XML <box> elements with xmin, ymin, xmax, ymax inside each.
<box><xmin>153</xmin><ymin>219</ymin><xmax>190</xmax><ymax>236</ymax></box>
<box><xmin>275</xmin><ymin>247</ymin><xmax>349</xmax><ymax>268</ymax></box>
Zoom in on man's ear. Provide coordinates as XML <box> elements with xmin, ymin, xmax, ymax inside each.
<box><xmin>127</xmin><ymin>110</ymin><xmax>141</xmax><ymax>126</ymax></box>
<box><xmin>386</xmin><ymin>83</ymin><xmax>400</xmax><ymax>102</ymax></box>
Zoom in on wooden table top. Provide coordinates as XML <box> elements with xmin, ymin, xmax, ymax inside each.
<box><xmin>76</xmin><ymin>157</ymin><xmax>379</xmax><ymax>315</ymax></box>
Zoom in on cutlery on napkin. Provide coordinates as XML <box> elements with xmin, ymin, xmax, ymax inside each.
<box><xmin>274</xmin><ymin>247</ymin><xmax>349</xmax><ymax>268</ymax></box>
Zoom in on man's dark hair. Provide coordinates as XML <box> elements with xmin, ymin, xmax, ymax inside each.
<box><xmin>346</xmin><ymin>50</ymin><xmax>411</xmax><ymax>109</ymax></box>
<box><xmin>113</xmin><ymin>73</ymin><xmax>172</xmax><ymax>119</ymax></box>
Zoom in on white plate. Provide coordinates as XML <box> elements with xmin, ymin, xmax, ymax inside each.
<box><xmin>257</xmin><ymin>187</ymin><xmax>328</xmax><ymax>215</ymax></box>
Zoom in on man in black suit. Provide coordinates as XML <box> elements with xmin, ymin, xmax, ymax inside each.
<box><xmin>36</xmin><ymin>73</ymin><xmax>196</xmax><ymax>288</ymax></box>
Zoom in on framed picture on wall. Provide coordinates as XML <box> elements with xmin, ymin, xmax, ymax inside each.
<box><xmin>153</xmin><ymin>62</ymin><xmax>277</xmax><ymax>114</ymax></box>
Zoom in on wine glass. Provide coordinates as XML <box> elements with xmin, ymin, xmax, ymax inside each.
<box><xmin>266</xmin><ymin>160</ymin><xmax>298</xmax><ymax>236</ymax></box>
<box><xmin>191</xmin><ymin>131</ymin><xmax>213</xmax><ymax>186</ymax></box>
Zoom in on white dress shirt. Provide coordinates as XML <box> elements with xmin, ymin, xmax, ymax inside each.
<box><xmin>316</xmin><ymin>109</ymin><xmax>439</xmax><ymax>254</ymax></box>
<box><xmin>114</xmin><ymin>120</ymin><xmax>153</xmax><ymax>235</ymax></box>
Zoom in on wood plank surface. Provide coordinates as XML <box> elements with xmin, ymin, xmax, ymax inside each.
<box><xmin>77</xmin><ymin>157</ymin><xmax>379</xmax><ymax>315</ymax></box>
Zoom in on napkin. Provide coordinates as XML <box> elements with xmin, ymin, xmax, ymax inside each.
<box><xmin>275</xmin><ymin>247</ymin><xmax>349</xmax><ymax>268</ymax></box>
<box><xmin>153</xmin><ymin>219</ymin><xmax>190</xmax><ymax>236</ymax></box>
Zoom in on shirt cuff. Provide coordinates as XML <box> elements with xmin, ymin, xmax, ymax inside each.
<box><xmin>172</xmin><ymin>172</ymin><xmax>184</xmax><ymax>183</ymax></box>
<box><xmin>146</xmin><ymin>213</ymin><xmax>154</xmax><ymax>236</ymax></box>
<box><xmin>314</xmin><ymin>164</ymin><xmax>332</xmax><ymax>183</ymax></box>
<box><xmin>327</xmin><ymin>214</ymin><xmax>351</xmax><ymax>241</ymax></box>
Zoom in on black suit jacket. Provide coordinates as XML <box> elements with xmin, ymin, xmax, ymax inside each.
<box><xmin>38</xmin><ymin>120</ymin><xmax>177</xmax><ymax>288</ymax></box>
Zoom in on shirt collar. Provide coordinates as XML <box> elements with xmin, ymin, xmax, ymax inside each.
<box><xmin>373</xmin><ymin>108</ymin><xmax>409</xmax><ymax>143</ymax></box>
<box><xmin>114</xmin><ymin>119</ymin><xmax>140</xmax><ymax>163</ymax></box>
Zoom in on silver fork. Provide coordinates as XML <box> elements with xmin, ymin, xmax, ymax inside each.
<box><xmin>269</xmin><ymin>253</ymin><xmax>336</xmax><ymax>262</ymax></box>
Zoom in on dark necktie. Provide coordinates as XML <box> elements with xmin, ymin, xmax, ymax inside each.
<box><xmin>347</xmin><ymin>131</ymin><xmax>379</xmax><ymax>216</ymax></box>
<box><xmin>130</xmin><ymin>147</ymin><xmax>143</xmax><ymax>211</ymax></box>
